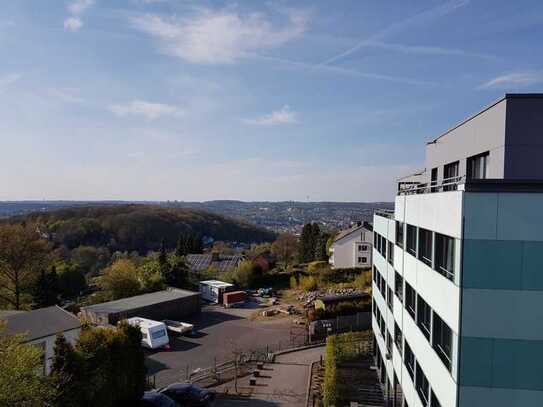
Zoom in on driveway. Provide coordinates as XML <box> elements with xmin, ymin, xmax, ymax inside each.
<box><xmin>146</xmin><ymin>304</ymin><xmax>299</xmax><ymax>387</ymax></box>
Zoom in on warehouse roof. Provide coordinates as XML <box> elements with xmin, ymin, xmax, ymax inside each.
<box><xmin>81</xmin><ymin>288</ymin><xmax>199</xmax><ymax>314</ymax></box>
<box><xmin>1</xmin><ymin>306</ymin><xmax>81</xmax><ymax>342</ymax></box>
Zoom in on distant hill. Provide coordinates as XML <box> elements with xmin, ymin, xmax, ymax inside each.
<box><xmin>11</xmin><ymin>205</ymin><xmax>276</xmax><ymax>253</ymax></box>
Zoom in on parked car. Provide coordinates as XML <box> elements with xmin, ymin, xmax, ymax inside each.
<box><xmin>159</xmin><ymin>383</ymin><xmax>216</xmax><ymax>406</ymax></box>
<box><xmin>141</xmin><ymin>391</ymin><xmax>178</xmax><ymax>407</ymax></box>
<box><xmin>257</xmin><ymin>287</ymin><xmax>274</xmax><ymax>297</ymax></box>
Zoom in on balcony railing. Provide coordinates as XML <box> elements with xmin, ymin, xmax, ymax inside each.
<box><xmin>398</xmin><ymin>175</ymin><xmax>464</xmax><ymax>195</ymax></box>
<box><xmin>375</xmin><ymin>209</ymin><xmax>394</xmax><ymax>219</ymax></box>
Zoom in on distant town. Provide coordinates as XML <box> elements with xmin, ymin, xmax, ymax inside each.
<box><xmin>0</xmin><ymin>200</ymin><xmax>394</xmax><ymax>234</ymax></box>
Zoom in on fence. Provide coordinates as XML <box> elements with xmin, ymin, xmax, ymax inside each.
<box><xmin>309</xmin><ymin>312</ymin><xmax>371</xmax><ymax>341</ymax></box>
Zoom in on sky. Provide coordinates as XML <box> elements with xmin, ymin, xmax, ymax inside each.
<box><xmin>1</xmin><ymin>0</ymin><xmax>543</xmax><ymax>202</ymax></box>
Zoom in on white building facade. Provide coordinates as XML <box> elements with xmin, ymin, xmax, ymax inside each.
<box><xmin>329</xmin><ymin>222</ymin><xmax>373</xmax><ymax>269</ymax></box>
<box><xmin>372</xmin><ymin>94</ymin><xmax>543</xmax><ymax>407</ymax></box>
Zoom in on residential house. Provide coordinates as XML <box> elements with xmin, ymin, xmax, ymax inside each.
<box><xmin>329</xmin><ymin>222</ymin><xmax>373</xmax><ymax>269</ymax></box>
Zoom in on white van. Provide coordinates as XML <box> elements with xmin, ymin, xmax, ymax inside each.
<box><xmin>126</xmin><ymin>317</ymin><xmax>170</xmax><ymax>349</ymax></box>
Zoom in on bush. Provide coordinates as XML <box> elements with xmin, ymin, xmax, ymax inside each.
<box><xmin>299</xmin><ymin>275</ymin><xmax>318</xmax><ymax>291</ymax></box>
<box><xmin>307</xmin><ymin>261</ymin><xmax>329</xmax><ymax>274</ymax></box>
<box><xmin>289</xmin><ymin>275</ymin><xmax>298</xmax><ymax>289</ymax></box>
<box><xmin>51</xmin><ymin>323</ymin><xmax>145</xmax><ymax>407</ymax></box>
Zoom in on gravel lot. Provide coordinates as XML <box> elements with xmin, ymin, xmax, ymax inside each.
<box><xmin>146</xmin><ymin>303</ymin><xmax>301</xmax><ymax>387</ymax></box>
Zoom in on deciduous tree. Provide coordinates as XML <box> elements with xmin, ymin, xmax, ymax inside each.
<box><xmin>0</xmin><ymin>224</ymin><xmax>50</xmax><ymax>309</ymax></box>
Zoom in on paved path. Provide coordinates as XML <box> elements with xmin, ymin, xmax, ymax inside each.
<box><xmin>215</xmin><ymin>346</ymin><xmax>325</xmax><ymax>407</ymax></box>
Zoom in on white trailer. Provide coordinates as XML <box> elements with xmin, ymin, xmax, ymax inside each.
<box><xmin>199</xmin><ymin>280</ymin><xmax>234</xmax><ymax>304</ymax></box>
<box><xmin>126</xmin><ymin>317</ymin><xmax>170</xmax><ymax>349</ymax></box>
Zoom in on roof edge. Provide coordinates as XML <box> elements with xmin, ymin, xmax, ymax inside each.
<box><xmin>426</xmin><ymin>93</ymin><xmax>543</xmax><ymax>145</ymax></box>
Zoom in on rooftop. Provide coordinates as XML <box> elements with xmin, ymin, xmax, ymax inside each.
<box><xmin>333</xmin><ymin>222</ymin><xmax>373</xmax><ymax>243</ymax></box>
<box><xmin>186</xmin><ymin>253</ymin><xmax>242</xmax><ymax>273</ymax></box>
<box><xmin>200</xmin><ymin>280</ymin><xmax>234</xmax><ymax>288</ymax></box>
<box><xmin>1</xmin><ymin>306</ymin><xmax>81</xmax><ymax>342</ymax></box>
<box><xmin>427</xmin><ymin>93</ymin><xmax>543</xmax><ymax>145</ymax></box>
<box><xmin>81</xmin><ymin>288</ymin><xmax>199</xmax><ymax>314</ymax></box>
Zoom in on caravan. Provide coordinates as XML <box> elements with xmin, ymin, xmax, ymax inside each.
<box><xmin>126</xmin><ymin>317</ymin><xmax>170</xmax><ymax>349</ymax></box>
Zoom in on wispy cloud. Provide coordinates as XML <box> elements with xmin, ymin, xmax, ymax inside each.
<box><xmin>363</xmin><ymin>41</ymin><xmax>494</xmax><ymax>60</ymax></box>
<box><xmin>64</xmin><ymin>17</ymin><xmax>83</xmax><ymax>32</ymax></box>
<box><xmin>64</xmin><ymin>0</ymin><xmax>95</xmax><ymax>32</ymax></box>
<box><xmin>0</xmin><ymin>73</ymin><xmax>21</xmax><ymax>91</ymax></box>
<box><xmin>47</xmin><ymin>88</ymin><xmax>85</xmax><ymax>104</ymax></box>
<box><xmin>317</xmin><ymin>0</ymin><xmax>469</xmax><ymax>67</ymax></box>
<box><xmin>109</xmin><ymin>100</ymin><xmax>185</xmax><ymax>120</ymax></box>
<box><xmin>243</xmin><ymin>106</ymin><xmax>298</xmax><ymax>126</ymax></box>
<box><xmin>479</xmin><ymin>71</ymin><xmax>543</xmax><ymax>89</ymax></box>
<box><xmin>254</xmin><ymin>55</ymin><xmax>436</xmax><ymax>86</ymax></box>
<box><xmin>131</xmin><ymin>7</ymin><xmax>309</xmax><ymax>64</ymax></box>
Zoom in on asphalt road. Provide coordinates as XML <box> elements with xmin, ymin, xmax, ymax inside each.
<box><xmin>146</xmin><ymin>304</ymin><xmax>300</xmax><ymax>387</ymax></box>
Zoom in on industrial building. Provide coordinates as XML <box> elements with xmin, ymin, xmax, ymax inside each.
<box><xmin>372</xmin><ymin>94</ymin><xmax>543</xmax><ymax>407</ymax></box>
<box><xmin>80</xmin><ymin>288</ymin><xmax>200</xmax><ymax>326</ymax></box>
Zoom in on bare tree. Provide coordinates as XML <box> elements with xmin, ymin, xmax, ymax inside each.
<box><xmin>0</xmin><ymin>224</ymin><xmax>50</xmax><ymax>309</ymax></box>
<box><xmin>271</xmin><ymin>233</ymin><xmax>298</xmax><ymax>265</ymax></box>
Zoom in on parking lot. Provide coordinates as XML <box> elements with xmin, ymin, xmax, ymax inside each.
<box><xmin>146</xmin><ymin>303</ymin><xmax>303</xmax><ymax>387</ymax></box>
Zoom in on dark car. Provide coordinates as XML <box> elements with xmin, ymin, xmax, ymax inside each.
<box><xmin>141</xmin><ymin>391</ymin><xmax>178</xmax><ymax>407</ymax></box>
<box><xmin>159</xmin><ymin>383</ymin><xmax>216</xmax><ymax>406</ymax></box>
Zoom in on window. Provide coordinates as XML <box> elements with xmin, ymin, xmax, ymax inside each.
<box><xmin>431</xmin><ymin>391</ymin><xmax>442</xmax><ymax>407</ymax></box>
<box><xmin>406</xmin><ymin>224</ymin><xmax>417</xmax><ymax>256</ymax></box>
<box><xmin>387</xmin><ymin>286</ymin><xmax>393</xmax><ymax>311</ymax></box>
<box><xmin>417</xmin><ymin>296</ymin><xmax>432</xmax><ymax>340</ymax></box>
<box><xmin>404</xmin><ymin>341</ymin><xmax>415</xmax><ymax>380</ymax></box>
<box><xmin>151</xmin><ymin>329</ymin><xmax>167</xmax><ymax>339</ymax></box>
<box><xmin>395</xmin><ymin>272</ymin><xmax>403</xmax><ymax>302</ymax></box>
<box><xmin>380</xmin><ymin>315</ymin><xmax>385</xmax><ymax>337</ymax></box>
<box><xmin>405</xmin><ymin>282</ymin><xmax>416</xmax><ymax>320</ymax></box>
<box><xmin>430</xmin><ymin>167</ymin><xmax>438</xmax><ymax>192</ymax></box>
<box><xmin>372</xmin><ymin>299</ymin><xmax>376</xmax><ymax>317</ymax></box>
<box><xmin>388</xmin><ymin>241</ymin><xmax>394</xmax><ymax>266</ymax></box>
<box><xmin>395</xmin><ymin>221</ymin><xmax>404</xmax><ymax>248</ymax></box>
<box><xmin>435</xmin><ymin>233</ymin><xmax>455</xmax><ymax>281</ymax></box>
<box><xmin>418</xmin><ymin>228</ymin><xmax>433</xmax><ymax>267</ymax></box>
<box><xmin>443</xmin><ymin>161</ymin><xmax>459</xmax><ymax>191</ymax></box>
<box><xmin>416</xmin><ymin>363</ymin><xmax>430</xmax><ymax>406</ymax></box>
<box><xmin>394</xmin><ymin>322</ymin><xmax>403</xmax><ymax>355</ymax></box>
<box><xmin>359</xmin><ymin>257</ymin><xmax>367</xmax><ymax>263</ymax></box>
<box><xmin>433</xmin><ymin>312</ymin><xmax>453</xmax><ymax>371</ymax></box>
<box><xmin>467</xmin><ymin>151</ymin><xmax>489</xmax><ymax>180</ymax></box>
<box><xmin>358</xmin><ymin>257</ymin><xmax>363</xmax><ymax>263</ymax></box>
<box><xmin>380</xmin><ymin>274</ymin><xmax>386</xmax><ymax>296</ymax></box>
<box><xmin>374</xmin><ymin>232</ymin><xmax>377</xmax><ymax>248</ymax></box>
<box><xmin>386</xmin><ymin>331</ymin><xmax>392</xmax><ymax>355</ymax></box>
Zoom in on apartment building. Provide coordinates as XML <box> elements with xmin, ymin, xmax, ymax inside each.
<box><xmin>329</xmin><ymin>221</ymin><xmax>373</xmax><ymax>269</ymax></box>
<box><xmin>371</xmin><ymin>94</ymin><xmax>543</xmax><ymax>407</ymax></box>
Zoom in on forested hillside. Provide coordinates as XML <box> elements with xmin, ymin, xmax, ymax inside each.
<box><xmin>13</xmin><ymin>205</ymin><xmax>276</xmax><ymax>253</ymax></box>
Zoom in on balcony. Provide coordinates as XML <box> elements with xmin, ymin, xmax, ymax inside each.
<box><xmin>398</xmin><ymin>175</ymin><xmax>464</xmax><ymax>195</ymax></box>
<box><xmin>375</xmin><ymin>209</ymin><xmax>394</xmax><ymax>219</ymax></box>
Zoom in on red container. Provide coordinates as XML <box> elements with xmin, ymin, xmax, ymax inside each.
<box><xmin>223</xmin><ymin>291</ymin><xmax>247</xmax><ymax>307</ymax></box>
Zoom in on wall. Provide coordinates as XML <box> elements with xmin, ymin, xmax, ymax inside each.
<box><xmin>504</xmin><ymin>97</ymin><xmax>543</xmax><ymax>179</ymax></box>
<box><xmin>29</xmin><ymin>327</ymin><xmax>81</xmax><ymax>375</ymax></box>
<box><xmin>330</xmin><ymin>227</ymin><xmax>372</xmax><ymax>269</ymax></box>
<box><xmin>460</xmin><ymin>192</ymin><xmax>543</xmax><ymax>406</ymax></box>
<box><xmin>425</xmin><ymin>98</ymin><xmax>507</xmax><ymax>184</ymax></box>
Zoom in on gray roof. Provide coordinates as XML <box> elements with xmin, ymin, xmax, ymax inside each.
<box><xmin>334</xmin><ymin>222</ymin><xmax>373</xmax><ymax>243</ymax></box>
<box><xmin>81</xmin><ymin>288</ymin><xmax>199</xmax><ymax>315</ymax></box>
<box><xmin>2</xmin><ymin>306</ymin><xmax>81</xmax><ymax>342</ymax></box>
<box><xmin>186</xmin><ymin>254</ymin><xmax>242</xmax><ymax>273</ymax></box>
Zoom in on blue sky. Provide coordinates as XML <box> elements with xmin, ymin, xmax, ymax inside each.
<box><xmin>1</xmin><ymin>0</ymin><xmax>542</xmax><ymax>202</ymax></box>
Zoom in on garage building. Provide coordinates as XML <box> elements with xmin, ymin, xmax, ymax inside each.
<box><xmin>80</xmin><ymin>287</ymin><xmax>200</xmax><ymax>326</ymax></box>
